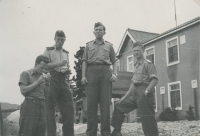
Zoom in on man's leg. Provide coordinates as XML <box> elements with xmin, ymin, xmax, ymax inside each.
<box><xmin>99</xmin><ymin>66</ymin><xmax>112</xmax><ymax>136</ymax></box>
<box><xmin>18</xmin><ymin>99</ymin><xmax>40</xmax><ymax>136</ymax></box>
<box><xmin>59</xmin><ymin>80</ymin><xmax>74</xmax><ymax>136</ymax></box>
<box><xmin>85</xmin><ymin>65</ymin><xmax>99</xmax><ymax>136</ymax></box>
<box><xmin>137</xmin><ymin>91</ymin><xmax>158</xmax><ymax>136</ymax></box>
<box><xmin>111</xmin><ymin>95</ymin><xmax>137</xmax><ymax>132</ymax></box>
<box><xmin>46</xmin><ymin>73</ymin><xmax>61</xmax><ymax>136</ymax></box>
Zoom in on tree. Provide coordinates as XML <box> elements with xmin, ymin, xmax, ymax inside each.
<box><xmin>72</xmin><ymin>46</ymin><xmax>86</xmax><ymax>100</ymax></box>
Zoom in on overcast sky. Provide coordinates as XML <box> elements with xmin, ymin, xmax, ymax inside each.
<box><xmin>0</xmin><ymin>0</ymin><xmax>200</xmax><ymax>105</ymax></box>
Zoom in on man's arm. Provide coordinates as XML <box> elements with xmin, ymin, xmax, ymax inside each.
<box><xmin>110</xmin><ymin>44</ymin><xmax>117</xmax><ymax>81</ymax></box>
<box><xmin>119</xmin><ymin>83</ymin><xmax>135</xmax><ymax>103</ymax></box>
<box><xmin>19</xmin><ymin>74</ymin><xmax>45</xmax><ymax>96</ymax></box>
<box><xmin>81</xmin><ymin>45</ymin><xmax>88</xmax><ymax>84</ymax></box>
<box><xmin>145</xmin><ymin>78</ymin><xmax>158</xmax><ymax>93</ymax></box>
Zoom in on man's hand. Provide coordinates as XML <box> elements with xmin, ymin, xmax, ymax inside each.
<box><xmin>144</xmin><ymin>90</ymin><xmax>149</xmax><ymax>96</ymax></box>
<box><xmin>110</xmin><ymin>74</ymin><xmax>117</xmax><ymax>82</ymax></box>
<box><xmin>37</xmin><ymin>75</ymin><xmax>45</xmax><ymax>84</ymax></box>
<box><xmin>81</xmin><ymin>77</ymin><xmax>88</xmax><ymax>85</ymax></box>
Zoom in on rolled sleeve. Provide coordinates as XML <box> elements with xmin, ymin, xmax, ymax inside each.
<box><xmin>147</xmin><ymin>63</ymin><xmax>158</xmax><ymax>80</ymax></box>
<box><xmin>82</xmin><ymin>45</ymin><xmax>88</xmax><ymax>61</ymax></box>
<box><xmin>109</xmin><ymin>45</ymin><xmax>117</xmax><ymax>64</ymax></box>
<box><xmin>19</xmin><ymin>71</ymin><xmax>29</xmax><ymax>86</ymax></box>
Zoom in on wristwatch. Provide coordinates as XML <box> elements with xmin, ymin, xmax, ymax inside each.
<box><xmin>145</xmin><ymin>90</ymin><xmax>148</xmax><ymax>94</ymax></box>
<box><xmin>113</xmin><ymin>73</ymin><xmax>117</xmax><ymax>76</ymax></box>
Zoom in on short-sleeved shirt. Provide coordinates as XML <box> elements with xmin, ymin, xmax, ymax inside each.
<box><xmin>82</xmin><ymin>40</ymin><xmax>116</xmax><ymax>65</ymax></box>
<box><xmin>18</xmin><ymin>69</ymin><xmax>46</xmax><ymax>99</ymax></box>
<box><xmin>132</xmin><ymin>59</ymin><xmax>158</xmax><ymax>85</ymax></box>
<box><xmin>43</xmin><ymin>46</ymin><xmax>69</xmax><ymax>72</ymax></box>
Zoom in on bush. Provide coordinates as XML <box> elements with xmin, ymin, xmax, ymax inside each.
<box><xmin>159</xmin><ymin>107</ymin><xmax>179</xmax><ymax>121</ymax></box>
<box><xmin>185</xmin><ymin>105</ymin><xmax>195</xmax><ymax>121</ymax></box>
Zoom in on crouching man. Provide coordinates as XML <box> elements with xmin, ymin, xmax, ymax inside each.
<box><xmin>18</xmin><ymin>55</ymin><xmax>50</xmax><ymax>136</ymax></box>
<box><xmin>111</xmin><ymin>42</ymin><xmax>159</xmax><ymax>136</ymax></box>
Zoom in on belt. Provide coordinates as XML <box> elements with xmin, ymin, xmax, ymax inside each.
<box><xmin>25</xmin><ymin>97</ymin><xmax>45</xmax><ymax>101</ymax></box>
<box><xmin>50</xmin><ymin>71</ymin><xmax>67</xmax><ymax>75</ymax></box>
<box><xmin>88</xmin><ymin>63</ymin><xmax>110</xmax><ymax>66</ymax></box>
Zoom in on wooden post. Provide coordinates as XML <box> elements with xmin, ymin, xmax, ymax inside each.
<box><xmin>0</xmin><ymin>103</ymin><xmax>4</xmax><ymax>136</ymax></box>
<box><xmin>194</xmin><ymin>88</ymin><xmax>199</xmax><ymax>120</ymax></box>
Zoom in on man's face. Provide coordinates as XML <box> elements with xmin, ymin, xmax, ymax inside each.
<box><xmin>35</xmin><ymin>61</ymin><xmax>48</xmax><ymax>74</ymax></box>
<box><xmin>93</xmin><ymin>26</ymin><xmax>105</xmax><ymax>39</ymax></box>
<box><xmin>54</xmin><ymin>36</ymin><xmax>66</xmax><ymax>48</ymax></box>
<box><xmin>133</xmin><ymin>46</ymin><xmax>144</xmax><ymax>59</ymax></box>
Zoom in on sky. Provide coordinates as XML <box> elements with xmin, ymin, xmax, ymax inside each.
<box><xmin>0</xmin><ymin>0</ymin><xmax>200</xmax><ymax>105</ymax></box>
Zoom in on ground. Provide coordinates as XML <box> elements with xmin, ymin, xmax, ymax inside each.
<box><xmin>3</xmin><ymin>110</ymin><xmax>200</xmax><ymax>136</ymax></box>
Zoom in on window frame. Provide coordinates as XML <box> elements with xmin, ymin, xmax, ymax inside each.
<box><xmin>145</xmin><ymin>46</ymin><xmax>155</xmax><ymax>65</ymax></box>
<box><xmin>116</xmin><ymin>60</ymin><xmax>120</xmax><ymax>71</ymax></box>
<box><xmin>166</xmin><ymin>36</ymin><xmax>180</xmax><ymax>66</ymax></box>
<box><xmin>155</xmin><ymin>87</ymin><xmax>157</xmax><ymax>112</ymax></box>
<box><xmin>168</xmin><ymin>81</ymin><xmax>182</xmax><ymax>110</ymax></box>
<box><xmin>127</xmin><ymin>55</ymin><xmax>134</xmax><ymax>72</ymax></box>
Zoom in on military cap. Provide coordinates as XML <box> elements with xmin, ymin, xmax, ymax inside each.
<box><xmin>55</xmin><ymin>30</ymin><xmax>66</xmax><ymax>38</ymax></box>
<box><xmin>94</xmin><ymin>22</ymin><xmax>106</xmax><ymax>31</ymax></box>
<box><xmin>132</xmin><ymin>42</ymin><xmax>144</xmax><ymax>50</ymax></box>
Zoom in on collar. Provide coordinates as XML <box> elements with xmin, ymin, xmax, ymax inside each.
<box><xmin>93</xmin><ymin>39</ymin><xmax>105</xmax><ymax>45</ymax></box>
<box><xmin>53</xmin><ymin>45</ymin><xmax>63</xmax><ymax>51</ymax></box>
<box><xmin>134</xmin><ymin>59</ymin><xmax>145</xmax><ymax>66</ymax></box>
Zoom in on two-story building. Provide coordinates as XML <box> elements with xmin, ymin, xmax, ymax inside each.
<box><xmin>112</xmin><ymin>16</ymin><xmax>200</xmax><ymax>121</ymax></box>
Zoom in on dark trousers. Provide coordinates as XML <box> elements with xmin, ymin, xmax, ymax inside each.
<box><xmin>111</xmin><ymin>85</ymin><xmax>158</xmax><ymax>136</ymax></box>
<box><xmin>46</xmin><ymin>71</ymin><xmax>74</xmax><ymax>136</ymax></box>
<box><xmin>85</xmin><ymin>65</ymin><xmax>112</xmax><ymax>136</ymax></box>
<box><xmin>19</xmin><ymin>99</ymin><xmax>46</xmax><ymax>136</ymax></box>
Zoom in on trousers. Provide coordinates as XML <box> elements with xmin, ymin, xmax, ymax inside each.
<box><xmin>111</xmin><ymin>84</ymin><xmax>158</xmax><ymax>136</ymax></box>
<box><xmin>85</xmin><ymin>65</ymin><xmax>112</xmax><ymax>136</ymax></box>
<box><xmin>46</xmin><ymin>71</ymin><xmax>74</xmax><ymax>136</ymax></box>
<box><xmin>19</xmin><ymin>98</ymin><xmax>46</xmax><ymax>136</ymax></box>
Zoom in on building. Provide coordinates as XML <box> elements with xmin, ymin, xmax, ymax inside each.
<box><xmin>113</xmin><ymin>16</ymin><xmax>200</xmax><ymax>121</ymax></box>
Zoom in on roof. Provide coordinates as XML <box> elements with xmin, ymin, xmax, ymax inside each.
<box><xmin>127</xmin><ymin>29</ymin><xmax>159</xmax><ymax>43</ymax></box>
<box><xmin>144</xmin><ymin>16</ymin><xmax>200</xmax><ymax>45</ymax></box>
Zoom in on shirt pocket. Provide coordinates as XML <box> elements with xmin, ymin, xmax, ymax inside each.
<box><xmin>88</xmin><ymin>47</ymin><xmax>96</xmax><ymax>59</ymax></box>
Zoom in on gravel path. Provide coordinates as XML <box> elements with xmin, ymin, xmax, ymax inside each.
<box><xmin>70</xmin><ymin>121</ymin><xmax>200</xmax><ymax>136</ymax></box>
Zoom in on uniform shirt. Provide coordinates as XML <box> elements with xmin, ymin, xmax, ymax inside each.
<box><xmin>132</xmin><ymin>59</ymin><xmax>158</xmax><ymax>85</ymax></box>
<box><xmin>82</xmin><ymin>40</ymin><xmax>116</xmax><ymax>65</ymax></box>
<box><xmin>43</xmin><ymin>46</ymin><xmax>69</xmax><ymax>72</ymax></box>
<box><xmin>18</xmin><ymin>69</ymin><xmax>46</xmax><ymax>99</ymax></box>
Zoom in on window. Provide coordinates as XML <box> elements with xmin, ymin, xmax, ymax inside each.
<box><xmin>127</xmin><ymin>55</ymin><xmax>133</xmax><ymax>72</ymax></box>
<box><xmin>168</xmin><ymin>81</ymin><xmax>182</xmax><ymax>110</ymax></box>
<box><xmin>145</xmin><ymin>46</ymin><xmax>155</xmax><ymax>64</ymax></box>
<box><xmin>166</xmin><ymin>37</ymin><xmax>180</xmax><ymax>66</ymax></box>
<box><xmin>155</xmin><ymin>87</ymin><xmax>157</xmax><ymax>112</ymax></box>
<box><xmin>116</xmin><ymin>60</ymin><xmax>120</xmax><ymax>71</ymax></box>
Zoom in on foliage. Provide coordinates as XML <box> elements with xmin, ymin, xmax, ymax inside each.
<box><xmin>159</xmin><ymin>107</ymin><xmax>179</xmax><ymax>121</ymax></box>
<box><xmin>72</xmin><ymin>46</ymin><xmax>86</xmax><ymax>100</ymax></box>
<box><xmin>185</xmin><ymin>105</ymin><xmax>195</xmax><ymax>121</ymax></box>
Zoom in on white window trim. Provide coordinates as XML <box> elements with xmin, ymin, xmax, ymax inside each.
<box><xmin>155</xmin><ymin>87</ymin><xmax>157</xmax><ymax>112</ymax></box>
<box><xmin>166</xmin><ymin>36</ymin><xmax>180</xmax><ymax>66</ymax></box>
<box><xmin>127</xmin><ymin>55</ymin><xmax>133</xmax><ymax>72</ymax></box>
<box><xmin>145</xmin><ymin>46</ymin><xmax>155</xmax><ymax>65</ymax></box>
<box><xmin>117</xmin><ymin>60</ymin><xmax>120</xmax><ymax>71</ymax></box>
<box><xmin>167</xmin><ymin>81</ymin><xmax>183</xmax><ymax>110</ymax></box>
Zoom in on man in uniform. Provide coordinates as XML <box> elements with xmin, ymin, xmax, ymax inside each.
<box><xmin>110</xmin><ymin>42</ymin><xmax>159</xmax><ymax>136</ymax></box>
<box><xmin>18</xmin><ymin>55</ymin><xmax>50</xmax><ymax>136</ymax></box>
<box><xmin>43</xmin><ymin>30</ymin><xmax>74</xmax><ymax>136</ymax></box>
<box><xmin>81</xmin><ymin>22</ymin><xmax>117</xmax><ymax>136</ymax></box>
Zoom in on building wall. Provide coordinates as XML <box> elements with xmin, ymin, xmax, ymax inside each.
<box><xmin>145</xmin><ymin>22</ymin><xmax>200</xmax><ymax>120</ymax></box>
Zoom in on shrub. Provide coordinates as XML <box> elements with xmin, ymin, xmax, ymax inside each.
<box><xmin>185</xmin><ymin>105</ymin><xmax>195</xmax><ymax>121</ymax></box>
<box><xmin>159</xmin><ymin>107</ymin><xmax>179</xmax><ymax>121</ymax></box>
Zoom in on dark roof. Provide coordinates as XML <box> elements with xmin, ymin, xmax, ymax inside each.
<box><xmin>144</xmin><ymin>16</ymin><xmax>200</xmax><ymax>44</ymax></box>
<box><xmin>127</xmin><ymin>28</ymin><xmax>159</xmax><ymax>43</ymax></box>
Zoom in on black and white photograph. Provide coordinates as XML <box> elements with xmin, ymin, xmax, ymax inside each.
<box><xmin>0</xmin><ymin>0</ymin><xmax>200</xmax><ymax>136</ymax></box>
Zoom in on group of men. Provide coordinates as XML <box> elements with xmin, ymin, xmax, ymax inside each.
<box><xmin>18</xmin><ymin>22</ymin><xmax>159</xmax><ymax>136</ymax></box>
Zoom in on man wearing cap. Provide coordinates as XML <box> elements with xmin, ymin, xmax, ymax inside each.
<box><xmin>18</xmin><ymin>55</ymin><xmax>50</xmax><ymax>136</ymax></box>
<box><xmin>110</xmin><ymin>42</ymin><xmax>158</xmax><ymax>136</ymax></box>
<box><xmin>81</xmin><ymin>22</ymin><xmax>117</xmax><ymax>136</ymax></box>
<box><xmin>43</xmin><ymin>30</ymin><xmax>74</xmax><ymax>136</ymax></box>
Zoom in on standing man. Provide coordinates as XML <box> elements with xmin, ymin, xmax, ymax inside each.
<box><xmin>18</xmin><ymin>55</ymin><xmax>50</xmax><ymax>136</ymax></box>
<box><xmin>110</xmin><ymin>42</ymin><xmax>159</xmax><ymax>136</ymax></box>
<box><xmin>43</xmin><ymin>30</ymin><xmax>74</xmax><ymax>136</ymax></box>
<box><xmin>81</xmin><ymin>22</ymin><xmax>117</xmax><ymax>136</ymax></box>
